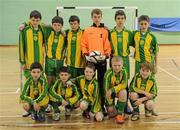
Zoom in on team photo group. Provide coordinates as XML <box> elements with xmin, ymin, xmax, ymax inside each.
<box><xmin>18</xmin><ymin>8</ymin><xmax>158</xmax><ymax>124</ymax></box>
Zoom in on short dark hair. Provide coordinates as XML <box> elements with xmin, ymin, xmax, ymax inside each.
<box><xmin>91</xmin><ymin>8</ymin><xmax>102</xmax><ymax>17</ymax></box>
<box><xmin>30</xmin><ymin>62</ymin><xmax>43</xmax><ymax>71</ymax></box>
<box><xmin>59</xmin><ymin>66</ymin><xmax>69</xmax><ymax>73</ymax></box>
<box><xmin>140</xmin><ymin>62</ymin><xmax>153</xmax><ymax>72</ymax></box>
<box><xmin>69</xmin><ymin>15</ymin><xmax>80</xmax><ymax>23</ymax></box>
<box><xmin>114</xmin><ymin>10</ymin><xmax>126</xmax><ymax>19</ymax></box>
<box><xmin>52</xmin><ymin>16</ymin><xmax>63</xmax><ymax>25</ymax></box>
<box><xmin>138</xmin><ymin>15</ymin><xmax>150</xmax><ymax>23</ymax></box>
<box><xmin>30</xmin><ymin>10</ymin><xmax>42</xmax><ymax>19</ymax></box>
<box><xmin>85</xmin><ymin>63</ymin><xmax>96</xmax><ymax>72</ymax></box>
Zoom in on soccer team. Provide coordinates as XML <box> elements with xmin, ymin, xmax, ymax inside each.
<box><xmin>19</xmin><ymin>8</ymin><xmax>158</xmax><ymax>123</ymax></box>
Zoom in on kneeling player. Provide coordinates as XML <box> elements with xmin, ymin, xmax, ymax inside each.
<box><xmin>20</xmin><ymin>62</ymin><xmax>49</xmax><ymax>121</ymax></box>
<box><xmin>129</xmin><ymin>62</ymin><xmax>158</xmax><ymax>121</ymax></box>
<box><xmin>49</xmin><ymin>67</ymin><xmax>80</xmax><ymax>121</ymax></box>
<box><xmin>104</xmin><ymin>56</ymin><xmax>128</xmax><ymax>124</ymax></box>
<box><xmin>75</xmin><ymin>63</ymin><xmax>104</xmax><ymax>122</ymax></box>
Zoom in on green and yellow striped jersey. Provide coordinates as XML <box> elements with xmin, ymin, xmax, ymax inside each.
<box><xmin>129</xmin><ymin>73</ymin><xmax>158</xmax><ymax>96</ymax></box>
<box><xmin>19</xmin><ymin>24</ymin><xmax>44</xmax><ymax>69</ymax></box>
<box><xmin>20</xmin><ymin>76</ymin><xmax>48</xmax><ymax>105</ymax></box>
<box><xmin>44</xmin><ymin>27</ymin><xmax>66</xmax><ymax>60</ymax></box>
<box><xmin>104</xmin><ymin>67</ymin><xmax>128</xmax><ymax>95</ymax></box>
<box><xmin>65</xmin><ymin>29</ymin><xmax>86</xmax><ymax>68</ymax></box>
<box><xmin>110</xmin><ymin>27</ymin><xmax>133</xmax><ymax>57</ymax></box>
<box><xmin>75</xmin><ymin>75</ymin><xmax>101</xmax><ymax>113</ymax></box>
<box><xmin>133</xmin><ymin>30</ymin><xmax>158</xmax><ymax>63</ymax></box>
<box><xmin>49</xmin><ymin>79</ymin><xmax>80</xmax><ymax>105</ymax></box>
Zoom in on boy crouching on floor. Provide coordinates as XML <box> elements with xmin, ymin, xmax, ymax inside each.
<box><xmin>20</xmin><ymin>62</ymin><xmax>49</xmax><ymax>121</ymax></box>
<box><xmin>49</xmin><ymin>66</ymin><xmax>80</xmax><ymax>121</ymax></box>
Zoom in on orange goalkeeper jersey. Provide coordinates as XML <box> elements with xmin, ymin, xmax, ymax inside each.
<box><xmin>81</xmin><ymin>24</ymin><xmax>111</xmax><ymax>56</ymax></box>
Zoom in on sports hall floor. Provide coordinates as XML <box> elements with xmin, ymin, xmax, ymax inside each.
<box><xmin>0</xmin><ymin>45</ymin><xmax>180</xmax><ymax>130</ymax></box>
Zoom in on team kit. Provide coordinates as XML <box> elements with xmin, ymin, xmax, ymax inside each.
<box><xmin>19</xmin><ymin>8</ymin><xmax>158</xmax><ymax>124</ymax></box>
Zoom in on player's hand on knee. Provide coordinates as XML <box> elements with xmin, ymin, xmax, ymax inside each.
<box><xmin>134</xmin><ymin>99</ymin><xmax>142</xmax><ymax>106</ymax></box>
<box><xmin>62</xmin><ymin>99</ymin><xmax>69</xmax><ymax>106</ymax></box>
<box><xmin>145</xmin><ymin>92</ymin><xmax>153</xmax><ymax>99</ymax></box>
<box><xmin>23</xmin><ymin>103</ymin><xmax>30</xmax><ymax>111</ymax></box>
<box><xmin>74</xmin><ymin>101</ymin><xmax>80</xmax><ymax>108</ymax></box>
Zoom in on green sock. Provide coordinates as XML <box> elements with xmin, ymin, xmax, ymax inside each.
<box><xmin>130</xmin><ymin>99</ymin><xmax>139</xmax><ymax>113</ymax></box>
<box><xmin>116</xmin><ymin>101</ymin><xmax>126</xmax><ymax>115</ymax></box>
<box><xmin>40</xmin><ymin>107</ymin><xmax>46</xmax><ymax>113</ymax></box>
<box><xmin>27</xmin><ymin>108</ymin><xmax>34</xmax><ymax>114</ymax></box>
<box><xmin>54</xmin><ymin>106</ymin><xmax>60</xmax><ymax>113</ymax></box>
<box><xmin>51</xmin><ymin>101</ymin><xmax>60</xmax><ymax>113</ymax></box>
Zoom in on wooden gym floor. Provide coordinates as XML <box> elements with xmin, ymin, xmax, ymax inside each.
<box><xmin>0</xmin><ymin>45</ymin><xmax>180</xmax><ymax>130</ymax></box>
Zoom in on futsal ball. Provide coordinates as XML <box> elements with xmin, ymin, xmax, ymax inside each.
<box><xmin>89</xmin><ymin>51</ymin><xmax>101</xmax><ymax>58</ymax></box>
<box><xmin>85</xmin><ymin>51</ymin><xmax>106</xmax><ymax>63</ymax></box>
<box><xmin>89</xmin><ymin>51</ymin><xmax>101</xmax><ymax>63</ymax></box>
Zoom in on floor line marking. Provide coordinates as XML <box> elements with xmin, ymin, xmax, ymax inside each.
<box><xmin>172</xmin><ymin>59</ymin><xmax>180</xmax><ymax>71</ymax></box>
<box><xmin>1</xmin><ymin>111</ymin><xmax>180</xmax><ymax>118</ymax></box>
<box><xmin>0</xmin><ymin>122</ymin><xmax>94</xmax><ymax>127</ymax></box>
<box><xmin>0</xmin><ymin>92</ymin><xmax>17</xmax><ymax>95</ymax></box>
<box><xmin>15</xmin><ymin>88</ymin><xmax>20</xmax><ymax>93</ymax></box>
<box><xmin>158</xmin><ymin>66</ymin><xmax>180</xmax><ymax>81</ymax></box>
<box><xmin>144</xmin><ymin>121</ymin><xmax>180</xmax><ymax>124</ymax></box>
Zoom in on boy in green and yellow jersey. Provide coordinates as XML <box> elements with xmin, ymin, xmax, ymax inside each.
<box><xmin>129</xmin><ymin>62</ymin><xmax>158</xmax><ymax>121</ymax></box>
<box><xmin>110</xmin><ymin>10</ymin><xmax>133</xmax><ymax>79</ymax></box>
<box><xmin>19</xmin><ymin>10</ymin><xmax>45</xmax><ymax>78</ymax></box>
<box><xmin>20</xmin><ymin>62</ymin><xmax>49</xmax><ymax>122</ymax></box>
<box><xmin>44</xmin><ymin>16</ymin><xmax>66</xmax><ymax>87</ymax></box>
<box><xmin>74</xmin><ymin>63</ymin><xmax>104</xmax><ymax>122</ymax></box>
<box><xmin>104</xmin><ymin>56</ymin><xmax>128</xmax><ymax>124</ymax></box>
<box><xmin>132</xmin><ymin>15</ymin><xmax>158</xmax><ymax>75</ymax></box>
<box><xmin>49</xmin><ymin>66</ymin><xmax>80</xmax><ymax>121</ymax></box>
<box><xmin>65</xmin><ymin>15</ymin><xmax>86</xmax><ymax>78</ymax></box>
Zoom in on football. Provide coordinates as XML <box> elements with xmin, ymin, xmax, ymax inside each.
<box><xmin>90</xmin><ymin>51</ymin><xmax>101</xmax><ymax>63</ymax></box>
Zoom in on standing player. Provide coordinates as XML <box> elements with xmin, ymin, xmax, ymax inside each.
<box><xmin>44</xmin><ymin>16</ymin><xmax>66</xmax><ymax>87</ymax></box>
<box><xmin>110</xmin><ymin>10</ymin><xmax>133</xmax><ymax>79</ymax></box>
<box><xmin>65</xmin><ymin>15</ymin><xmax>86</xmax><ymax>78</ymax></box>
<box><xmin>132</xmin><ymin>15</ymin><xmax>159</xmax><ymax>75</ymax></box>
<box><xmin>81</xmin><ymin>8</ymin><xmax>111</xmax><ymax>112</ymax></box>
<box><xmin>19</xmin><ymin>10</ymin><xmax>45</xmax><ymax>79</ymax></box>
